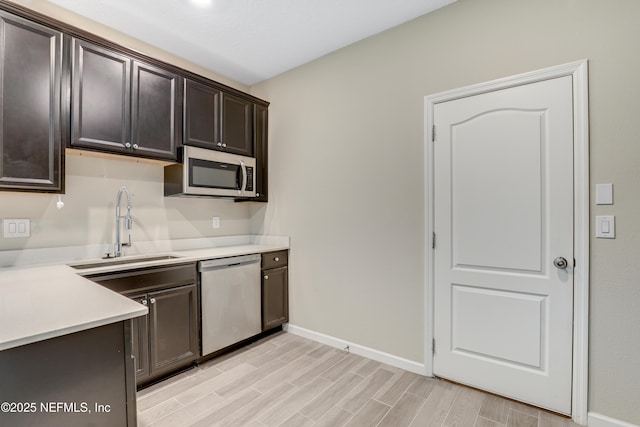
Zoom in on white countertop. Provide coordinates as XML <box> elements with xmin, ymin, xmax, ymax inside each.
<box><xmin>0</xmin><ymin>264</ymin><xmax>148</xmax><ymax>351</ymax></box>
<box><xmin>70</xmin><ymin>243</ymin><xmax>289</xmax><ymax>276</ymax></box>
<box><xmin>0</xmin><ymin>236</ymin><xmax>289</xmax><ymax>351</ymax></box>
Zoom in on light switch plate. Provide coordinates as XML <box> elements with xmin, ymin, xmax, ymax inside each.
<box><xmin>595</xmin><ymin>215</ymin><xmax>615</xmax><ymax>239</ymax></box>
<box><xmin>3</xmin><ymin>218</ymin><xmax>31</xmax><ymax>238</ymax></box>
<box><xmin>596</xmin><ymin>183</ymin><xmax>613</xmax><ymax>205</ymax></box>
<box><xmin>212</xmin><ymin>217</ymin><xmax>220</xmax><ymax>229</ymax></box>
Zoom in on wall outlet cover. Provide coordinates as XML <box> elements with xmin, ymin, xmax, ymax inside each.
<box><xmin>595</xmin><ymin>183</ymin><xmax>613</xmax><ymax>205</ymax></box>
<box><xmin>3</xmin><ymin>218</ymin><xmax>31</xmax><ymax>238</ymax></box>
<box><xmin>595</xmin><ymin>215</ymin><xmax>615</xmax><ymax>239</ymax></box>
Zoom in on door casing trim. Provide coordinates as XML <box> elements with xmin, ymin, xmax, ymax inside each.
<box><xmin>423</xmin><ymin>60</ymin><xmax>589</xmax><ymax>425</ymax></box>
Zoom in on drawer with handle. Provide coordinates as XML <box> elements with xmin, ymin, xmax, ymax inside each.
<box><xmin>261</xmin><ymin>250</ymin><xmax>288</xmax><ymax>269</ymax></box>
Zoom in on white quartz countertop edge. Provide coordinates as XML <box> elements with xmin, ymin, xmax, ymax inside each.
<box><xmin>70</xmin><ymin>243</ymin><xmax>289</xmax><ymax>276</ymax></box>
<box><xmin>0</xmin><ymin>239</ymin><xmax>289</xmax><ymax>352</ymax></box>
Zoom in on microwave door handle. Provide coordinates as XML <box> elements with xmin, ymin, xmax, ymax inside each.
<box><xmin>239</xmin><ymin>161</ymin><xmax>247</xmax><ymax>195</ymax></box>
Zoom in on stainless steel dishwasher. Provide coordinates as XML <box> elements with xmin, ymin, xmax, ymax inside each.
<box><xmin>199</xmin><ymin>254</ymin><xmax>261</xmax><ymax>356</ymax></box>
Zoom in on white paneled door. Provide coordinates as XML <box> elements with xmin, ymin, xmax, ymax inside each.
<box><xmin>433</xmin><ymin>76</ymin><xmax>574</xmax><ymax>414</ymax></box>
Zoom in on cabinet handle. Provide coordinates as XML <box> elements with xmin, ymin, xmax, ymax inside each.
<box><xmin>222</xmin><ymin>143</ymin><xmax>227</xmax><ymax>148</ymax></box>
<box><xmin>141</xmin><ymin>299</ymin><xmax>148</xmax><ymax>306</ymax></box>
<box><xmin>264</xmin><ymin>275</ymin><xmax>269</xmax><ymax>280</ymax></box>
<box><xmin>274</xmin><ymin>257</ymin><xmax>280</xmax><ymax>262</ymax></box>
<box><xmin>217</xmin><ymin>142</ymin><xmax>223</xmax><ymax>147</ymax></box>
<box><xmin>132</xmin><ymin>144</ymin><xmax>139</xmax><ymax>150</ymax></box>
<box><xmin>125</xmin><ymin>142</ymin><xmax>131</xmax><ymax>148</ymax></box>
<box><xmin>150</xmin><ymin>298</ymin><xmax>156</xmax><ymax>304</ymax></box>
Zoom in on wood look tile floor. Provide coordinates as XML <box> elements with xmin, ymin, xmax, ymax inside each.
<box><xmin>137</xmin><ymin>332</ymin><xmax>579</xmax><ymax>427</ymax></box>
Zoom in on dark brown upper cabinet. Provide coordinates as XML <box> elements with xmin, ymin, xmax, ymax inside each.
<box><xmin>253</xmin><ymin>103</ymin><xmax>269</xmax><ymax>202</ymax></box>
<box><xmin>70</xmin><ymin>38</ymin><xmax>129</xmax><ymax>154</ymax></box>
<box><xmin>0</xmin><ymin>11</ymin><xmax>64</xmax><ymax>193</ymax></box>
<box><xmin>184</xmin><ymin>79</ymin><xmax>253</xmax><ymax>157</ymax></box>
<box><xmin>131</xmin><ymin>61</ymin><xmax>182</xmax><ymax>160</ymax></box>
<box><xmin>183</xmin><ymin>79</ymin><xmax>219</xmax><ymax>150</ymax></box>
<box><xmin>221</xmin><ymin>92</ymin><xmax>252</xmax><ymax>156</ymax></box>
<box><xmin>70</xmin><ymin>38</ymin><xmax>182</xmax><ymax>161</ymax></box>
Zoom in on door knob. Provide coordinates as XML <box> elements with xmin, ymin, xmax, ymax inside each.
<box><xmin>553</xmin><ymin>257</ymin><xmax>568</xmax><ymax>269</ymax></box>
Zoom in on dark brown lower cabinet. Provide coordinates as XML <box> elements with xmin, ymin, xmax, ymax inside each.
<box><xmin>261</xmin><ymin>251</ymin><xmax>289</xmax><ymax>331</ymax></box>
<box><xmin>130</xmin><ymin>293</ymin><xmax>150</xmax><ymax>379</ymax></box>
<box><xmin>128</xmin><ymin>284</ymin><xmax>198</xmax><ymax>385</ymax></box>
<box><xmin>87</xmin><ymin>264</ymin><xmax>199</xmax><ymax>386</ymax></box>
<box><xmin>0</xmin><ymin>321</ymin><xmax>137</xmax><ymax>427</ymax></box>
<box><xmin>150</xmin><ymin>285</ymin><xmax>198</xmax><ymax>377</ymax></box>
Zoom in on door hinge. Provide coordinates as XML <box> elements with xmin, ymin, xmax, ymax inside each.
<box><xmin>432</xmin><ymin>232</ymin><xmax>436</xmax><ymax>249</ymax></box>
<box><xmin>432</xmin><ymin>338</ymin><xmax>436</xmax><ymax>354</ymax></box>
<box><xmin>432</xmin><ymin>125</ymin><xmax>436</xmax><ymax>142</ymax></box>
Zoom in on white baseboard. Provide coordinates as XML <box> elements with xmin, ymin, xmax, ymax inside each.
<box><xmin>588</xmin><ymin>413</ymin><xmax>639</xmax><ymax>427</ymax></box>
<box><xmin>284</xmin><ymin>324</ymin><xmax>426</xmax><ymax>375</ymax></box>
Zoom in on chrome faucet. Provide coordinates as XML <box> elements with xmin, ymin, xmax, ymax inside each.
<box><xmin>113</xmin><ymin>186</ymin><xmax>133</xmax><ymax>258</ymax></box>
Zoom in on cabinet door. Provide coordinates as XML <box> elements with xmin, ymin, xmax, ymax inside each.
<box><xmin>148</xmin><ymin>284</ymin><xmax>198</xmax><ymax>374</ymax></box>
<box><xmin>71</xmin><ymin>38</ymin><xmax>130</xmax><ymax>153</ymax></box>
<box><xmin>253</xmin><ymin>103</ymin><xmax>268</xmax><ymax>201</ymax></box>
<box><xmin>129</xmin><ymin>293</ymin><xmax>150</xmax><ymax>382</ymax></box>
<box><xmin>0</xmin><ymin>322</ymin><xmax>132</xmax><ymax>427</ymax></box>
<box><xmin>183</xmin><ymin>78</ymin><xmax>219</xmax><ymax>149</ymax></box>
<box><xmin>220</xmin><ymin>92</ymin><xmax>252</xmax><ymax>156</ymax></box>
<box><xmin>262</xmin><ymin>266</ymin><xmax>289</xmax><ymax>331</ymax></box>
<box><xmin>0</xmin><ymin>12</ymin><xmax>63</xmax><ymax>192</ymax></box>
<box><xmin>131</xmin><ymin>61</ymin><xmax>182</xmax><ymax>160</ymax></box>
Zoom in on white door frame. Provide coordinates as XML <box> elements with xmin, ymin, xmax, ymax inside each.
<box><xmin>424</xmin><ymin>60</ymin><xmax>589</xmax><ymax>425</ymax></box>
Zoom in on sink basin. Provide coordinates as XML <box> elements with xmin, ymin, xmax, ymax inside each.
<box><xmin>69</xmin><ymin>255</ymin><xmax>182</xmax><ymax>270</ymax></box>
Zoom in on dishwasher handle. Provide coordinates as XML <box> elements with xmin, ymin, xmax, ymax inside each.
<box><xmin>198</xmin><ymin>253</ymin><xmax>261</xmax><ymax>271</ymax></box>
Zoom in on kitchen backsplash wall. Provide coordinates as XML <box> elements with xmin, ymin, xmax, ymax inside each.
<box><xmin>0</xmin><ymin>152</ymin><xmax>252</xmax><ymax>252</ymax></box>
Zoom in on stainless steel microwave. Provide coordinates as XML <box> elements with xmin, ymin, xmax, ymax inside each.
<box><xmin>164</xmin><ymin>146</ymin><xmax>256</xmax><ymax>198</ymax></box>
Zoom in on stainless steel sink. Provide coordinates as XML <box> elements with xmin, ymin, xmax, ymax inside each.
<box><xmin>68</xmin><ymin>255</ymin><xmax>181</xmax><ymax>270</ymax></box>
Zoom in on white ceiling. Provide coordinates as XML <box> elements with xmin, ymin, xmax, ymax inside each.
<box><xmin>46</xmin><ymin>0</ymin><xmax>456</xmax><ymax>86</ymax></box>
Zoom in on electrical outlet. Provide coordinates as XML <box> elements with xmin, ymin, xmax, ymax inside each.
<box><xmin>212</xmin><ymin>217</ymin><xmax>220</xmax><ymax>229</ymax></box>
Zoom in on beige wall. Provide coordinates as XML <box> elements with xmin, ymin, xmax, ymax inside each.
<box><xmin>250</xmin><ymin>0</ymin><xmax>640</xmax><ymax>423</ymax></box>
